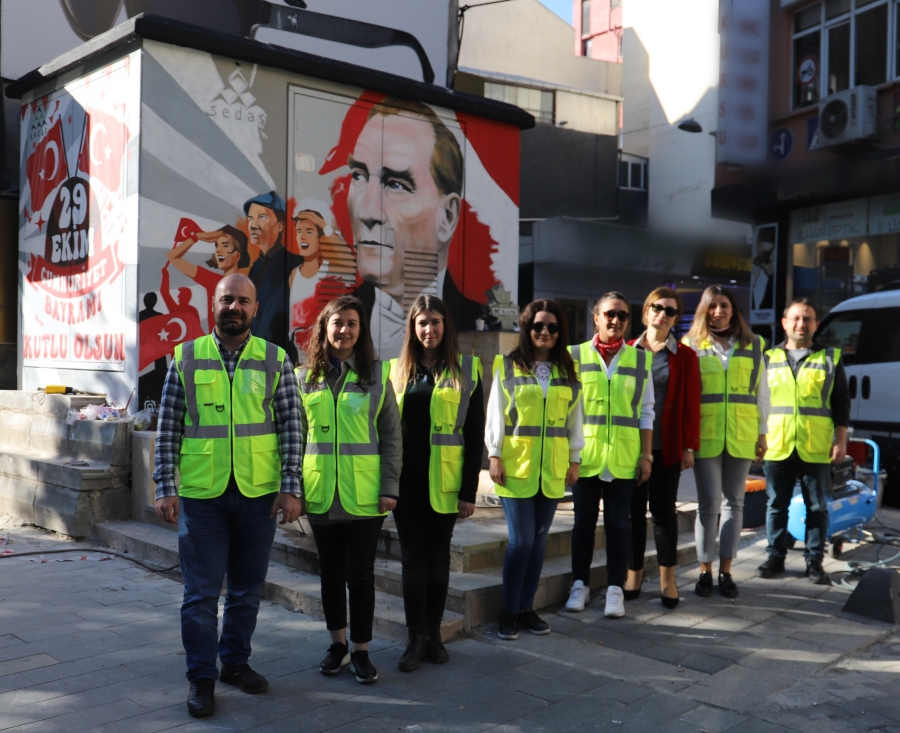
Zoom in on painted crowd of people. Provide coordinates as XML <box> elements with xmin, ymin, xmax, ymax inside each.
<box><xmin>153</xmin><ymin>279</ymin><xmax>849</xmax><ymax>718</ymax></box>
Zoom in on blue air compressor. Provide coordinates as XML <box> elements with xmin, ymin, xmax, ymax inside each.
<box><xmin>787</xmin><ymin>439</ymin><xmax>881</xmax><ymax>558</ymax></box>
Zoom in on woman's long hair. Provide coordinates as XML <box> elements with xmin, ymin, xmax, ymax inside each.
<box><xmin>686</xmin><ymin>285</ymin><xmax>755</xmax><ymax>348</ymax></box>
<box><xmin>304</xmin><ymin>295</ymin><xmax>376</xmax><ymax>384</ymax></box>
<box><xmin>391</xmin><ymin>295</ymin><xmax>463</xmax><ymax>395</ymax></box>
<box><xmin>510</xmin><ymin>299</ymin><xmax>578</xmax><ymax>385</ymax></box>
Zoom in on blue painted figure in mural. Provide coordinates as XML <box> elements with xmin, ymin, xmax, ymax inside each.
<box><xmin>244</xmin><ymin>191</ymin><xmax>303</xmax><ymax>358</ymax></box>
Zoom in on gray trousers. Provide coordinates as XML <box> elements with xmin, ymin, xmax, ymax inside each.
<box><xmin>693</xmin><ymin>452</ymin><xmax>752</xmax><ymax>563</ymax></box>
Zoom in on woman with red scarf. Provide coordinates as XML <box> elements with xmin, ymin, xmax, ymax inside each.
<box><xmin>566</xmin><ymin>292</ymin><xmax>655</xmax><ymax>619</ymax></box>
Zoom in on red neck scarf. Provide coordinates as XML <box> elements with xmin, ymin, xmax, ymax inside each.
<box><xmin>593</xmin><ymin>333</ymin><xmax>624</xmax><ymax>360</ymax></box>
<box><xmin>710</xmin><ymin>325</ymin><xmax>733</xmax><ymax>338</ymax></box>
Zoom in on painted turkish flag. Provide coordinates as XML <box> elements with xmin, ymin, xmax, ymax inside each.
<box><xmin>77</xmin><ymin>108</ymin><xmax>127</xmax><ymax>193</ymax></box>
<box><xmin>25</xmin><ymin>119</ymin><xmax>67</xmax><ymax>214</ymax></box>
<box><xmin>138</xmin><ymin>311</ymin><xmax>205</xmax><ymax>371</ymax></box>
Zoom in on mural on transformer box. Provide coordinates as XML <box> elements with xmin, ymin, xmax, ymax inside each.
<box><xmin>137</xmin><ymin>42</ymin><xmax>520</xmax><ymax>411</ymax></box>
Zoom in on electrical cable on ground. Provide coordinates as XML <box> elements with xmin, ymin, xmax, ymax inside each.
<box><xmin>0</xmin><ymin>547</ymin><xmax>180</xmax><ymax>572</ymax></box>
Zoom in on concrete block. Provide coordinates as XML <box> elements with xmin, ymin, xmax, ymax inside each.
<box><xmin>32</xmin><ymin>484</ymin><xmax>81</xmax><ymax>536</ymax></box>
<box><xmin>0</xmin><ymin>474</ymin><xmax>36</xmax><ymax>524</ymax></box>
<box><xmin>69</xmin><ymin>419</ymin><xmax>122</xmax><ymax>463</ymax></box>
<box><xmin>0</xmin><ymin>452</ymin><xmax>43</xmax><ymax>481</ymax></box>
<box><xmin>1</xmin><ymin>412</ymin><xmax>33</xmax><ymax>450</ymax></box>
<box><xmin>131</xmin><ymin>431</ymin><xmax>157</xmax><ymax>520</ymax></box>
<box><xmin>0</xmin><ymin>390</ymin><xmax>39</xmax><ymax>412</ymax></box>
<box><xmin>29</xmin><ymin>415</ymin><xmax>69</xmax><ymax>455</ymax></box>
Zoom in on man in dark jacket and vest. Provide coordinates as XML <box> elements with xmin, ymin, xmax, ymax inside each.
<box><xmin>154</xmin><ymin>274</ymin><xmax>303</xmax><ymax>718</ymax></box>
<box><xmin>757</xmin><ymin>297</ymin><xmax>850</xmax><ymax>585</ymax></box>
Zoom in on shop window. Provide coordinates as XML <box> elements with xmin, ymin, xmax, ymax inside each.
<box><xmin>856</xmin><ymin>4</ymin><xmax>888</xmax><ymax>86</ymax></box>
<box><xmin>792</xmin><ymin>0</ymin><xmax>892</xmax><ymax>111</ymax></box>
<box><xmin>484</xmin><ymin>82</ymin><xmax>554</xmax><ymax>124</ymax></box>
<box><xmin>619</xmin><ymin>153</ymin><xmax>647</xmax><ymax>190</ymax></box>
<box><xmin>828</xmin><ymin>22</ymin><xmax>851</xmax><ymax>94</ymax></box>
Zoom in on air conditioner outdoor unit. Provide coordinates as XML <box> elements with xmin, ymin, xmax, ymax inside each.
<box><xmin>817</xmin><ymin>86</ymin><xmax>876</xmax><ymax>147</ymax></box>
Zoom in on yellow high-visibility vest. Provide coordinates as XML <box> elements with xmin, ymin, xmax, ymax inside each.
<box><xmin>493</xmin><ymin>356</ymin><xmax>581</xmax><ymax>499</ymax></box>
<box><xmin>298</xmin><ymin>361</ymin><xmax>390</xmax><ymax>517</ymax></box>
<box><xmin>390</xmin><ymin>355</ymin><xmax>483</xmax><ymax>514</ymax></box>
<box><xmin>175</xmin><ymin>335</ymin><xmax>285</xmax><ymax>499</ymax></box>
<box><xmin>569</xmin><ymin>342</ymin><xmax>650</xmax><ymax>479</ymax></box>
<box><xmin>685</xmin><ymin>335</ymin><xmax>765</xmax><ymax>460</ymax></box>
<box><xmin>765</xmin><ymin>346</ymin><xmax>840</xmax><ymax>463</ymax></box>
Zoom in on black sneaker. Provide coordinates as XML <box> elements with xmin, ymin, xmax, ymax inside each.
<box><xmin>187</xmin><ymin>678</ymin><xmax>215</xmax><ymax>718</ymax></box>
<box><xmin>350</xmin><ymin>650</ymin><xmax>378</xmax><ymax>684</ymax></box>
<box><xmin>695</xmin><ymin>571</ymin><xmax>713</xmax><ymax>598</ymax></box>
<box><xmin>718</xmin><ymin>572</ymin><xmax>739</xmax><ymax>599</ymax></box>
<box><xmin>518</xmin><ymin>609</ymin><xmax>550</xmax><ymax>635</ymax></box>
<box><xmin>319</xmin><ymin>642</ymin><xmax>350</xmax><ymax>676</ymax></box>
<box><xmin>219</xmin><ymin>663</ymin><xmax>268</xmax><ymax>694</ymax></box>
<box><xmin>497</xmin><ymin>612</ymin><xmax>519</xmax><ymax>640</ymax></box>
<box><xmin>757</xmin><ymin>556</ymin><xmax>785</xmax><ymax>579</ymax></box>
<box><xmin>806</xmin><ymin>559</ymin><xmax>831</xmax><ymax>585</ymax></box>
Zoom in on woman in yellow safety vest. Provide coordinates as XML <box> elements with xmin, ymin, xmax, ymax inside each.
<box><xmin>389</xmin><ymin>295</ymin><xmax>485</xmax><ymax>672</ymax></box>
<box><xmin>565</xmin><ymin>292</ymin><xmax>654</xmax><ymax>620</ymax></box>
<box><xmin>684</xmin><ymin>285</ymin><xmax>769</xmax><ymax>600</ymax></box>
<box><xmin>486</xmin><ymin>299</ymin><xmax>583</xmax><ymax>642</ymax></box>
<box><xmin>298</xmin><ymin>295</ymin><xmax>402</xmax><ymax>685</ymax></box>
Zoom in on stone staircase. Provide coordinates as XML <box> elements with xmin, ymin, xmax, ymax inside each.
<box><xmin>0</xmin><ymin>391</ymin><xmax>132</xmax><ymax>537</ymax></box>
<box><xmin>96</xmin><ymin>490</ymin><xmax>698</xmax><ymax>644</ymax></box>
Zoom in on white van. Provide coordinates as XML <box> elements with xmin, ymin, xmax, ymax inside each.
<box><xmin>817</xmin><ymin>289</ymin><xmax>900</xmax><ymax>506</ymax></box>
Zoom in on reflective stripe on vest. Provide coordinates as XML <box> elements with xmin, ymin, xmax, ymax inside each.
<box><xmin>570</xmin><ymin>342</ymin><xmax>649</xmax><ymax>479</ymax></box>
<box><xmin>390</xmin><ymin>355</ymin><xmax>483</xmax><ymax>513</ymax></box>
<box><xmin>494</xmin><ymin>356</ymin><xmax>580</xmax><ymax>499</ymax></box>
<box><xmin>686</xmin><ymin>334</ymin><xmax>765</xmax><ymax>460</ymax></box>
<box><xmin>299</xmin><ymin>361</ymin><xmax>389</xmax><ymax>516</ymax></box>
<box><xmin>764</xmin><ymin>347</ymin><xmax>839</xmax><ymax>464</ymax></box>
<box><xmin>176</xmin><ymin>335</ymin><xmax>285</xmax><ymax>499</ymax></box>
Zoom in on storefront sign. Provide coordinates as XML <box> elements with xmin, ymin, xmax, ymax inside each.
<box><xmin>690</xmin><ymin>244</ymin><xmax>752</xmax><ymax>280</ymax></box>
<box><xmin>750</xmin><ymin>224</ymin><xmax>777</xmax><ymax>325</ymax></box>
<box><xmin>868</xmin><ymin>193</ymin><xmax>900</xmax><ymax>235</ymax></box>
<box><xmin>717</xmin><ymin>0</ymin><xmax>770</xmax><ymax>166</ymax></box>
<box><xmin>789</xmin><ymin>199</ymin><xmax>868</xmax><ymax>243</ymax></box>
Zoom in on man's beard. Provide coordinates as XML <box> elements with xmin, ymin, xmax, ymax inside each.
<box><xmin>216</xmin><ymin>315</ymin><xmax>250</xmax><ymax>335</ymax></box>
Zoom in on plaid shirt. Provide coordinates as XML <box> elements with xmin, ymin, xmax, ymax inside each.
<box><xmin>152</xmin><ymin>332</ymin><xmax>303</xmax><ymax>500</ymax></box>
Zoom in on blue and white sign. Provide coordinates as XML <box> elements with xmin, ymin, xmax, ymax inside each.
<box><xmin>769</xmin><ymin>127</ymin><xmax>793</xmax><ymax>160</ymax></box>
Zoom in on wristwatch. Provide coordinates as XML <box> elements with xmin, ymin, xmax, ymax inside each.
<box><xmin>640</xmin><ymin>453</ymin><xmax>654</xmax><ymax>463</ymax></box>
<box><xmin>686</xmin><ymin>448</ymin><xmax>694</xmax><ymax>453</ymax></box>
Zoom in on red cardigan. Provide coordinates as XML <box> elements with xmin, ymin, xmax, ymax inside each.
<box><xmin>628</xmin><ymin>337</ymin><xmax>701</xmax><ymax>468</ymax></box>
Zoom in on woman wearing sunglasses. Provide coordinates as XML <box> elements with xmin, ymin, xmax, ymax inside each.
<box><xmin>486</xmin><ymin>300</ymin><xmax>583</xmax><ymax>641</ymax></box>
<box><xmin>566</xmin><ymin>292</ymin><xmax>654</xmax><ymax>619</ymax></box>
<box><xmin>624</xmin><ymin>288</ymin><xmax>700</xmax><ymax>609</ymax></box>
<box><xmin>684</xmin><ymin>286</ymin><xmax>768</xmax><ymax>599</ymax></box>
<box><xmin>389</xmin><ymin>296</ymin><xmax>484</xmax><ymax>672</ymax></box>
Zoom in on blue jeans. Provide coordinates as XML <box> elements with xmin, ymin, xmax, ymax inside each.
<box><xmin>500</xmin><ymin>491</ymin><xmax>559</xmax><ymax>614</ymax></box>
<box><xmin>178</xmin><ymin>483</ymin><xmax>277</xmax><ymax>681</ymax></box>
<box><xmin>764</xmin><ymin>452</ymin><xmax>831</xmax><ymax>561</ymax></box>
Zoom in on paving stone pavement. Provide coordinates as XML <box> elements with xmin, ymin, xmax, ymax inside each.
<box><xmin>1</xmin><ymin>518</ymin><xmax>899</xmax><ymax>733</ymax></box>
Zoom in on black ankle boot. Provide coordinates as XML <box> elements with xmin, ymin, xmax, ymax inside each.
<box><xmin>425</xmin><ymin>617</ymin><xmax>449</xmax><ymax>664</ymax></box>
<box><xmin>398</xmin><ymin>624</ymin><xmax>427</xmax><ymax>672</ymax></box>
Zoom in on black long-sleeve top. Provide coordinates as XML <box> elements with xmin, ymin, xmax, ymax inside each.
<box><xmin>398</xmin><ymin>364</ymin><xmax>485</xmax><ymax>504</ymax></box>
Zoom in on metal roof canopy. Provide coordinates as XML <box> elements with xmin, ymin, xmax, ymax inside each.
<box><xmin>5</xmin><ymin>13</ymin><xmax>535</xmax><ymax>131</ymax></box>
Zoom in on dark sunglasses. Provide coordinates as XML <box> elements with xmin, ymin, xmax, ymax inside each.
<box><xmin>531</xmin><ymin>322</ymin><xmax>560</xmax><ymax>335</ymax></box>
<box><xmin>602</xmin><ymin>310</ymin><xmax>630</xmax><ymax>322</ymax></box>
<box><xmin>650</xmin><ymin>303</ymin><xmax>679</xmax><ymax>318</ymax></box>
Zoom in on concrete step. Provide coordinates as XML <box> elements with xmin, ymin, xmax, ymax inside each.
<box><xmin>93</xmin><ymin>520</ymin><xmax>465</xmax><ymax>644</ymax></box>
<box><xmin>374</xmin><ymin>505</ymin><xmax>697</xmax><ymax>573</ymax></box>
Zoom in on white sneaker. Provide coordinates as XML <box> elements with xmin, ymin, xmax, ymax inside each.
<box><xmin>604</xmin><ymin>586</ymin><xmax>625</xmax><ymax>618</ymax></box>
<box><xmin>565</xmin><ymin>580</ymin><xmax>590</xmax><ymax>612</ymax></box>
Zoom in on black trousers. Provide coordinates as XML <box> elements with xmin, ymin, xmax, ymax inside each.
<box><xmin>392</xmin><ymin>488</ymin><xmax>458</xmax><ymax>627</ymax></box>
<box><xmin>309</xmin><ymin>516</ymin><xmax>385</xmax><ymax>644</ymax></box>
<box><xmin>764</xmin><ymin>451</ymin><xmax>831</xmax><ymax>561</ymax></box>
<box><xmin>628</xmin><ymin>450</ymin><xmax>682</xmax><ymax>571</ymax></box>
<box><xmin>571</xmin><ymin>475</ymin><xmax>634</xmax><ymax>589</ymax></box>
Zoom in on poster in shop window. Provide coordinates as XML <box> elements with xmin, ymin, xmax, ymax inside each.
<box><xmin>19</xmin><ymin>58</ymin><xmax>134</xmax><ymax>370</ymax></box>
<box><xmin>750</xmin><ymin>223</ymin><xmax>777</xmax><ymax>325</ymax></box>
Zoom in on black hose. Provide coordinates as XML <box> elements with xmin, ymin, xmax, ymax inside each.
<box><xmin>0</xmin><ymin>547</ymin><xmax>180</xmax><ymax>573</ymax></box>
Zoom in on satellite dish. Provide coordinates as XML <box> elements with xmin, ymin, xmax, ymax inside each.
<box><xmin>821</xmin><ymin>99</ymin><xmax>848</xmax><ymax>139</ymax></box>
